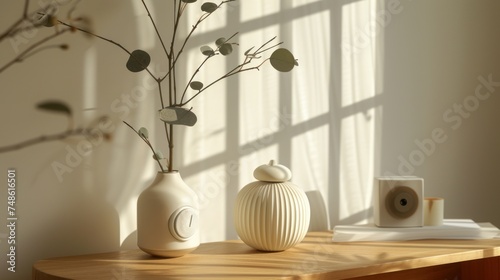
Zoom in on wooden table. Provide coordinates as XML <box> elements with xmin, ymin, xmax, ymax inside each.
<box><xmin>33</xmin><ymin>231</ymin><xmax>500</xmax><ymax>279</ymax></box>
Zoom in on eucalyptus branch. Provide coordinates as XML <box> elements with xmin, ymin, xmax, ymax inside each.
<box><xmin>179</xmin><ymin>32</ymin><xmax>238</xmax><ymax>104</ymax></box>
<box><xmin>157</xmin><ymin>81</ymin><xmax>172</xmax><ymax>155</ymax></box>
<box><xmin>170</xmin><ymin>0</ymin><xmax>183</xmax><ymax>60</ymax></box>
<box><xmin>167</xmin><ymin>124</ymin><xmax>174</xmax><ymax>172</ymax></box>
<box><xmin>257</xmin><ymin>43</ymin><xmax>283</xmax><ymax>57</ymax></box>
<box><xmin>173</xmin><ymin>56</ymin><xmax>178</xmax><ymax>103</ymax></box>
<box><xmin>177</xmin><ymin>0</ymin><xmax>190</xmax><ymax>22</ymax></box>
<box><xmin>165</xmin><ymin>1</ymin><xmax>182</xmax><ymax>106</ymax></box>
<box><xmin>160</xmin><ymin>0</ymin><xmax>234</xmax><ymax>83</ymax></box>
<box><xmin>160</xmin><ymin>1</ymin><xmax>182</xmax><ymax>84</ymax></box>
<box><xmin>179</xmin><ymin>55</ymin><xmax>212</xmax><ymax>105</ymax></box>
<box><xmin>157</xmin><ymin>79</ymin><xmax>166</xmax><ymax>111</ymax></box>
<box><xmin>141</xmin><ymin>0</ymin><xmax>169</xmax><ymax>59</ymax></box>
<box><xmin>123</xmin><ymin>121</ymin><xmax>166</xmax><ymax>172</ymax></box>
<box><xmin>57</xmin><ymin>20</ymin><xmax>157</xmax><ymax>80</ymax></box>
<box><xmin>159</xmin><ymin>1</ymin><xmax>184</xmax><ymax>172</ymax></box>
<box><xmin>168</xmin><ymin>59</ymin><xmax>174</xmax><ymax>105</ymax></box>
<box><xmin>180</xmin><ymin>37</ymin><xmax>283</xmax><ymax>106</ymax></box>
<box><xmin>180</xmin><ymin>58</ymin><xmax>266</xmax><ymax>106</ymax></box>
<box><xmin>234</xmin><ymin>37</ymin><xmax>282</xmax><ymax>71</ymax></box>
<box><xmin>253</xmin><ymin>36</ymin><xmax>280</xmax><ymax>55</ymax></box>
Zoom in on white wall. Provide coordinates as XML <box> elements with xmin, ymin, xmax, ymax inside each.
<box><xmin>380</xmin><ymin>0</ymin><xmax>500</xmax><ymax>226</ymax></box>
<box><xmin>1</xmin><ymin>0</ymin><xmax>499</xmax><ymax>279</ymax></box>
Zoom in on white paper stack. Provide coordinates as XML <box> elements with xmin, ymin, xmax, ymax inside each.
<box><xmin>332</xmin><ymin>219</ymin><xmax>500</xmax><ymax>242</ymax></box>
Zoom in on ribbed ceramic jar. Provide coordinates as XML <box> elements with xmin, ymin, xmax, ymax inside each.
<box><xmin>137</xmin><ymin>171</ymin><xmax>200</xmax><ymax>257</ymax></box>
<box><xmin>234</xmin><ymin>160</ymin><xmax>310</xmax><ymax>251</ymax></box>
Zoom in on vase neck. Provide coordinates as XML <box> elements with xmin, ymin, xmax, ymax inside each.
<box><xmin>151</xmin><ymin>171</ymin><xmax>184</xmax><ymax>184</ymax></box>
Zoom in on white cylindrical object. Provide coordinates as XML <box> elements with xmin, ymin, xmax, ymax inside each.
<box><xmin>423</xmin><ymin>197</ymin><xmax>444</xmax><ymax>226</ymax></box>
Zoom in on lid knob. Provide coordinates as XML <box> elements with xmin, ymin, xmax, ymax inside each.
<box><xmin>253</xmin><ymin>160</ymin><xmax>292</xmax><ymax>182</ymax></box>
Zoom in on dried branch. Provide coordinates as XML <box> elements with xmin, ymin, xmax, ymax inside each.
<box><xmin>0</xmin><ymin>0</ymin><xmax>29</xmax><ymax>41</ymax></box>
<box><xmin>179</xmin><ymin>32</ymin><xmax>238</xmax><ymax>104</ymax></box>
<box><xmin>159</xmin><ymin>0</ymin><xmax>235</xmax><ymax>83</ymax></box>
<box><xmin>0</xmin><ymin>27</ymin><xmax>70</xmax><ymax>74</ymax></box>
<box><xmin>141</xmin><ymin>0</ymin><xmax>169</xmax><ymax>59</ymax></box>
<box><xmin>57</xmin><ymin>19</ymin><xmax>157</xmax><ymax>80</ymax></box>
<box><xmin>180</xmin><ymin>38</ymin><xmax>283</xmax><ymax>106</ymax></box>
<box><xmin>123</xmin><ymin>121</ymin><xmax>166</xmax><ymax>172</ymax></box>
<box><xmin>0</xmin><ymin>1</ymin><xmax>76</xmax><ymax>74</ymax></box>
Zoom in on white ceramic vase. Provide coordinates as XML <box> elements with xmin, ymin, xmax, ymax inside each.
<box><xmin>137</xmin><ymin>171</ymin><xmax>200</xmax><ymax>257</ymax></box>
<box><xmin>234</xmin><ymin>160</ymin><xmax>310</xmax><ymax>251</ymax></box>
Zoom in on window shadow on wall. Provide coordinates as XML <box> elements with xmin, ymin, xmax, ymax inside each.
<box><xmin>176</xmin><ymin>0</ymin><xmax>384</xmax><ymax>240</ymax></box>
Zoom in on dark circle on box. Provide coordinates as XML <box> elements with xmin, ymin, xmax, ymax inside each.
<box><xmin>385</xmin><ymin>186</ymin><xmax>419</xmax><ymax>219</ymax></box>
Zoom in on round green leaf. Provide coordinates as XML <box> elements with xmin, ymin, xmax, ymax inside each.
<box><xmin>36</xmin><ymin>101</ymin><xmax>72</xmax><ymax>115</ymax></box>
<box><xmin>269</xmin><ymin>48</ymin><xmax>296</xmax><ymax>72</ymax></box>
<box><xmin>200</xmin><ymin>45</ymin><xmax>215</xmax><ymax>56</ymax></box>
<box><xmin>153</xmin><ymin>150</ymin><xmax>164</xmax><ymax>160</ymax></box>
<box><xmin>181</xmin><ymin>0</ymin><xmax>197</xmax><ymax>3</ymax></box>
<box><xmin>219</xmin><ymin>43</ymin><xmax>233</xmax><ymax>56</ymax></box>
<box><xmin>159</xmin><ymin>108</ymin><xmax>177</xmax><ymax>122</ymax></box>
<box><xmin>201</xmin><ymin>2</ymin><xmax>218</xmax><ymax>13</ymax></box>
<box><xmin>138</xmin><ymin>127</ymin><xmax>149</xmax><ymax>139</ymax></box>
<box><xmin>215</xmin><ymin>37</ymin><xmax>226</xmax><ymax>47</ymax></box>
<box><xmin>159</xmin><ymin>107</ymin><xmax>197</xmax><ymax>126</ymax></box>
<box><xmin>126</xmin><ymin>49</ymin><xmax>151</xmax><ymax>73</ymax></box>
<box><xmin>190</xmin><ymin>81</ymin><xmax>204</xmax><ymax>90</ymax></box>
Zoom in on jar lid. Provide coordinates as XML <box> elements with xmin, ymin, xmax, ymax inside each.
<box><xmin>253</xmin><ymin>160</ymin><xmax>292</xmax><ymax>182</ymax></box>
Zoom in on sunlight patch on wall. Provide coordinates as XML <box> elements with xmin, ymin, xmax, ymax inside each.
<box><xmin>341</xmin><ymin>0</ymin><xmax>377</xmax><ymax>108</ymax></box>
<box><xmin>240</xmin><ymin>1</ymin><xmax>280</xmax><ymax>22</ymax></box>
<box><xmin>238</xmin><ymin>25</ymin><xmax>281</xmax><ymax>147</ymax></box>
<box><xmin>180</xmin><ymin>27</ymin><xmax>229</xmax><ymax>166</ymax></box>
<box><xmin>238</xmin><ymin>74</ymin><xmax>280</xmax><ymax>146</ymax></box>
<box><xmin>291</xmin><ymin>10</ymin><xmax>330</xmax><ymax>126</ymax></box>
<box><xmin>119</xmin><ymin>197</ymin><xmax>138</xmax><ymax>246</ymax></box>
<box><xmin>185</xmin><ymin>164</ymin><xmax>227</xmax><ymax>242</ymax></box>
<box><xmin>291</xmin><ymin>124</ymin><xmax>329</xmax><ymax>195</ymax></box>
<box><xmin>338</xmin><ymin>108</ymin><xmax>376</xmax><ymax>224</ymax></box>
<box><xmin>292</xmin><ymin>0</ymin><xmax>324</xmax><ymax>8</ymax></box>
<box><xmin>337</xmin><ymin>0</ymin><xmax>380</xmax><ymax>225</ymax></box>
<box><xmin>83</xmin><ymin>47</ymin><xmax>97</xmax><ymax>118</ymax></box>
<box><xmin>131</xmin><ymin>0</ymin><xmax>156</xmax><ymax>50</ymax></box>
<box><xmin>183</xmin><ymin>79</ymin><xmax>227</xmax><ymax>165</ymax></box>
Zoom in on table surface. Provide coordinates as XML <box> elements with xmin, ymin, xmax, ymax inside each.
<box><xmin>33</xmin><ymin>231</ymin><xmax>500</xmax><ymax>280</ymax></box>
